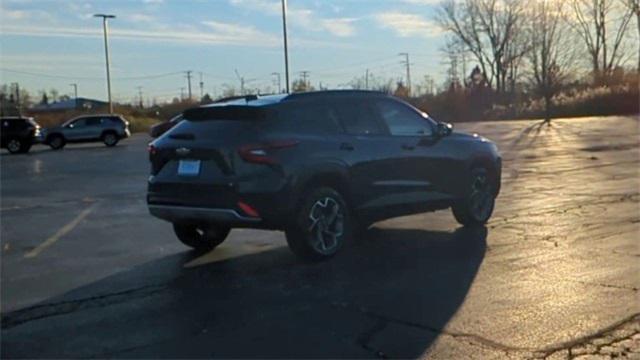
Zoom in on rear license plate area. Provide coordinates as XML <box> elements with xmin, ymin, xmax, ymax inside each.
<box><xmin>178</xmin><ymin>160</ymin><xmax>201</xmax><ymax>177</ymax></box>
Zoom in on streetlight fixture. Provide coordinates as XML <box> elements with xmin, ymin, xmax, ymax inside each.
<box><xmin>280</xmin><ymin>0</ymin><xmax>290</xmax><ymax>93</ymax></box>
<box><xmin>94</xmin><ymin>14</ymin><xmax>115</xmax><ymax>114</ymax></box>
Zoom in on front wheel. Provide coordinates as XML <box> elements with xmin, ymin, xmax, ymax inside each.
<box><xmin>452</xmin><ymin>167</ymin><xmax>496</xmax><ymax>226</ymax></box>
<box><xmin>48</xmin><ymin>135</ymin><xmax>65</xmax><ymax>150</ymax></box>
<box><xmin>285</xmin><ymin>187</ymin><xmax>352</xmax><ymax>261</ymax></box>
<box><xmin>6</xmin><ymin>138</ymin><xmax>24</xmax><ymax>154</ymax></box>
<box><xmin>102</xmin><ymin>132</ymin><xmax>119</xmax><ymax>147</ymax></box>
<box><xmin>173</xmin><ymin>223</ymin><xmax>230</xmax><ymax>252</ymax></box>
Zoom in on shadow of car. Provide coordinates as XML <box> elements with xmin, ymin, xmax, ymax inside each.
<box><xmin>1</xmin><ymin>226</ymin><xmax>487</xmax><ymax>358</ymax></box>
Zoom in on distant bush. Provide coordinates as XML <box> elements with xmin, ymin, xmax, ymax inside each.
<box><xmin>408</xmin><ymin>78</ymin><xmax>639</xmax><ymax>123</ymax></box>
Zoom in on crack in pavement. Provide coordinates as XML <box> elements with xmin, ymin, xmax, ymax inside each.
<box><xmin>1</xmin><ymin>284</ymin><xmax>167</xmax><ymax>330</ymax></box>
<box><xmin>352</xmin><ymin>304</ymin><xmax>640</xmax><ymax>358</ymax></box>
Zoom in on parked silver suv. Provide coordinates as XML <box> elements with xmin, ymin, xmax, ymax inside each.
<box><xmin>45</xmin><ymin>114</ymin><xmax>130</xmax><ymax>150</ymax></box>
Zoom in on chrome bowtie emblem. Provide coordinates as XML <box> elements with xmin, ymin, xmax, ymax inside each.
<box><xmin>176</xmin><ymin>147</ymin><xmax>191</xmax><ymax>156</ymax></box>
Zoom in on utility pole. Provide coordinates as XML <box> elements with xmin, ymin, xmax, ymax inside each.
<box><xmin>136</xmin><ymin>86</ymin><xmax>143</xmax><ymax>108</ymax></box>
<box><xmin>365</xmin><ymin>69</ymin><xmax>369</xmax><ymax>90</ymax></box>
<box><xmin>281</xmin><ymin>0</ymin><xmax>290</xmax><ymax>93</ymax></box>
<box><xmin>185</xmin><ymin>70</ymin><xmax>193</xmax><ymax>101</ymax></box>
<box><xmin>69</xmin><ymin>83</ymin><xmax>78</xmax><ymax>109</ymax></box>
<box><xmin>234</xmin><ymin>69</ymin><xmax>245</xmax><ymax>95</ymax></box>
<box><xmin>180</xmin><ymin>87</ymin><xmax>185</xmax><ymax>101</ymax></box>
<box><xmin>11</xmin><ymin>83</ymin><xmax>20</xmax><ymax>115</ymax></box>
<box><xmin>94</xmin><ymin>14</ymin><xmax>115</xmax><ymax>114</ymax></box>
<box><xmin>199</xmin><ymin>72</ymin><xmax>204</xmax><ymax>100</ymax></box>
<box><xmin>271</xmin><ymin>72</ymin><xmax>281</xmax><ymax>93</ymax></box>
<box><xmin>299</xmin><ymin>70</ymin><xmax>310</xmax><ymax>90</ymax></box>
<box><xmin>399</xmin><ymin>52</ymin><xmax>411</xmax><ymax>96</ymax></box>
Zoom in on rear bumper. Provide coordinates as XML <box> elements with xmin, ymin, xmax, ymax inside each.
<box><xmin>148</xmin><ymin>204</ymin><xmax>262</xmax><ymax>225</ymax></box>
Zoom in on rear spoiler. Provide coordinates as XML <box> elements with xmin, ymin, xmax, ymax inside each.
<box><xmin>182</xmin><ymin>105</ymin><xmax>271</xmax><ymax>122</ymax></box>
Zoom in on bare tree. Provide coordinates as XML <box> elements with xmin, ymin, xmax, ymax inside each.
<box><xmin>570</xmin><ymin>0</ymin><xmax>635</xmax><ymax>83</ymax></box>
<box><xmin>527</xmin><ymin>0</ymin><xmax>575</xmax><ymax>123</ymax></box>
<box><xmin>622</xmin><ymin>0</ymin><xmax>640</xmax><ymax>71</ymax></box>
<box><xmin>437</xmin><ymin>0</ymin><xmax>527</xmax><ymax>94</ymax></box>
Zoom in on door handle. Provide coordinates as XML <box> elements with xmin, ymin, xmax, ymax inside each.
<box><xmin>402</xmin><ymin>144</ymin><xmax>415</xmax><ymax>150</ymax></box>
<box><xmin>340</xmin><ymin>142</ymin><xmax>355</xmax><ymax>151</ymax></box>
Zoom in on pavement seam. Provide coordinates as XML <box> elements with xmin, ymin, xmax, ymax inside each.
<box><xmin>1</xmin><ymin>283</ymin><xmax>167</xmax><ymax>330</ymax></box>
<box><xmin>355</xmin><ymin>309</ymin><xmax>640</xmax><ymax>358</ymax></box>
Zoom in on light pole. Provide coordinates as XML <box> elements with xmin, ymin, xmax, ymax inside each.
<box><xmin>69</xmin><ymin>83</ymin><xmax>78</xmax><ymax>109</ymax></box>
<box><xmin>94</xmin><ymin>14</ymin><xmax>115</xmax><ymax>114</ymax></box>
<box><xmin>281</xmin><ymin>0</ymin><xmax>290</xmax><ymax>93</ymax></box>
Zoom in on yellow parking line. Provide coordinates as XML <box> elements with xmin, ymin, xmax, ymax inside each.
<box><xmin>24</xmin><ymin>202</ymin><xmax>98</xmax><ymax>259</ymax></box>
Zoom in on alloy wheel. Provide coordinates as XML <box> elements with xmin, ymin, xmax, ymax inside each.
<box><xmin>307</xmin><ymin>197</ymin><xmax>344</xmax><ymax>255</ymax></box>
<box><xmin>7</xmin><ymin>139</ymin><xmax>21</xmax><ymax>153</ymax></box>
<box><xmin>469</xmin><ymin>173</ymin><xmax>493</xmax><ymax>221</ymax></box>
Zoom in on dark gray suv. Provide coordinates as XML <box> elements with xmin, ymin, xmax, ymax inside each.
<box><xmin>148</xmin><ymin>91</ymin><xmax>502</xmax><ymax>261</ymax></box>
<box><xmin>45</xmin><ymin>114</ymin><xmax>131</xmax><ymax>150</ymax></box>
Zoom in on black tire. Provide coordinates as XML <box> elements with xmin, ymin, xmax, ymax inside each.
<box><xmin>48</xmin><ymin>135</ymin><xmax>65</xmax><ymax>150</ymax></box>
<box><xmin>173</xmin><ymin>223</ymin><xmax>230</xmax><ymax>252</ymax></box>
<box><xmin>452</xmin><ymin>167</ymin><xmax>496</xmax><ymax>226</ymax></box>
<box><xmin>102</xmin><ymin>132</ymin><xmax>119</xmax><ymax>147</ymax></box>
<box><xmin>6</xmin><ymin>138</ymin><xmax>23</xmax><ymax>154</ymax></box>
<box><xmin>285</xmin><ymin>187</ymin><xmax>352</xmax><ymax>261</ymax></box>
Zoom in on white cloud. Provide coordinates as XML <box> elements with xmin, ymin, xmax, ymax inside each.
<box><xmin>0</xmin><ymin>23</ymin><xmax>280</xmax><ymax>47</ymax></box>
<box><xmin>320</xmin><ymin>18</ymin><xmax>356</xmax><ymax>37</ymax></box>
<box><xmin>229</xmin><ymin>0</ymin><xmax>357</xmax><ymax>37</ymax></box>
<box><xmin>374</xmin><ymin>12</ymin><xmax>441</xmax><ymax>38</ymax></box>
<box><xmin>125</xmin><ymin>13</ymin><xmax>157</xmax><ymax>23</ymax></box>
<box><xmin>142</xmin><ymin>0</ymin><xmax>164</xmax><ymax>4</ymax></box>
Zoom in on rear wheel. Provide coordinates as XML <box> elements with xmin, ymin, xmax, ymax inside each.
<box><xmin>48</xmin><ymin>135</ymin><xmax>65</xmax><ymax>150</ymax></box>
<box><xmin>102</xmin><ymin>132</ymin><xmax>119</xmax><ymax>147</ymax></box>
<box><xmin>6</xmin><ymin>138</ymin><xmax>23</xmax><ymax>154</ymax></box>
<box><xmin>285</xmin><ymin>187</ymin><xmax>351</xmax><ymax>261</ymax></box>
<box><xmin>452</xmin><ymin>167</ymin><xmax>495</xmax><ymax>226</ymax></box>
<box><xmin>173</xmin><ymin>223</ymin><xmax>230</xmax><ymax>252</ymax></box>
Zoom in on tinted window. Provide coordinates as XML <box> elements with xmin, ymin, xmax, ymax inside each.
<box><xmin>274</xmin><ymin>102</ymin><xmax>340</xmax><ymax>134</ymax></box>
<box><xmin>3</xmin><ymin>119</ymin><xmax>21</xmax><ymax>129</ymax></box>
<box><xmin>70</xmin><ymin>118</ymin><xmax>86</xmax><ymax>127</ymax></box>
<box><xmin>332</xmin><ymin>100</ymin><xmax>385</xmax><ymax>136</ymax></box>
<box><xmin>108</xmin><ymin>116</ymin><xmax>124</xmax><ymax>124</ymax></box>
<box><xmin>374</xmin><ymin>99</ymin><xmax>433</xmax><ymax>136</ymax></box>
<box><xmin>85</xmin><ymin>117</ymin><xmax>101</xmax><ymax>126</ymax></box>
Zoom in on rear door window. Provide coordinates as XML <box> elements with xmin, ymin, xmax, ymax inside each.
<box><xmin>332</xmin><ymin>100</ymin><xmax>385</xmax><ymax>136</ymax></box>
<box><xmin>85</xmin><ymin>117</ymin><xmax>101</xmax><ymax>126</ymax></box>
<box><xmin>274</xmin><ymin>102</ymin><xmax>340</xmax><ymax>134</ymax></box>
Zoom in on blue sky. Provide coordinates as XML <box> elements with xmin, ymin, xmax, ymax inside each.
<box><xmin>0</xmin><ymin>0</ymin><xmax>447</xmax><ymax>103</ymax></box>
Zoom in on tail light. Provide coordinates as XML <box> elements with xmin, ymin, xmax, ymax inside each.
<box><xmin>148</xmin><ymin>144</ymin><xmax>158</xmax><ymax>156</ymax></box>
<box><xmin>238</xmin><ymin>139</ymin><xmax>299</xmax><ymax>165</ymax></box>
<box><xmin>237</xmin><ymin>201</ymin><xmax>260</xmax><ymax>218</ymax></box>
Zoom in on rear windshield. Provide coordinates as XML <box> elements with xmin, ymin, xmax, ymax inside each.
<box><xmin>183</xmin><ymin>105</ymin><xmax>272</xmax><ymax>122</ymax></box>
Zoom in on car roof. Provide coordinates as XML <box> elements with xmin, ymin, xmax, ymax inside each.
<box><xmin>1</xmin><ymin>116</ymin><xmax>34</xmax><ymax>120</ymax></box>
<box><xmin>204</xmin><ymin>90</ymin><xmax>388</xmax><ymax>108</ymax></box>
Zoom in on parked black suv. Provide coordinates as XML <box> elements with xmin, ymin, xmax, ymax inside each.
<box><xmin>147</xmin><ymin>91</ymin><xmax>501</xmax><ymax>260</ymax></box>
<box><xmin>1</xmin><ymin>116</ymin><xmax>43</xmax><ymax>154</ymax></box>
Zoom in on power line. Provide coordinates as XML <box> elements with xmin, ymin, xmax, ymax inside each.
<box><xmin>0</xmin><ymin>68</ymin><xmax>184</xmax><ymax>81</ymax></box>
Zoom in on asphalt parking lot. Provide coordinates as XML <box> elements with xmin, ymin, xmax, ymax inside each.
<box><xmin>1</xmin><ymin>116</ymin><xmax>639</xmax><ymax>358</ymax></box>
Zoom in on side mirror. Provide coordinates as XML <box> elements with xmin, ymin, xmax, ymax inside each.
<box><xmin>436</xmin><ymin>122</ymin><xmax>453</xmax><ymax>137</ymax></box>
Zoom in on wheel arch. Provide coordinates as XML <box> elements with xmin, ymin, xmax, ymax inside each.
<box><xmin>293</xmin><ymin>168</ymin><xmax>352</xmax><ymax>210</ymax></box>
<box><xmin>469</xmin><ymin>155</ymin><xmax>501</xmax><ymax>196</ymax></box>
<box><xmin>45</xmin><ymin>132</ymin><xmax>65</xmax><ymax>143</ymax></box>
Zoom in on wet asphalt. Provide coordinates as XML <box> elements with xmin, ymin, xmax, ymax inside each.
<box><xmin>1</xmin><ymin>116</ymin><xmax>639</xmax><ymax>358</ymax></box>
